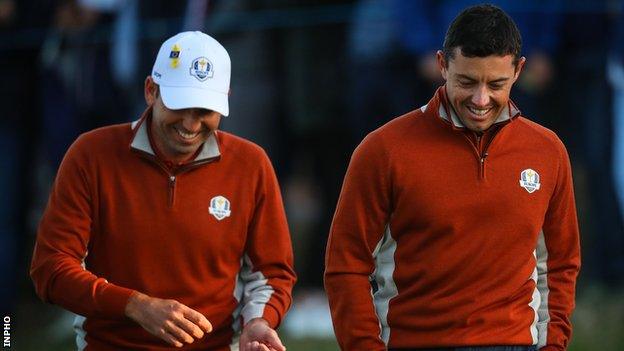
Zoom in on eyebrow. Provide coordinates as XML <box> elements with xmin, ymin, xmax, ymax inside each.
<box><xmin>456</xmin><ymin>74</ymin><xmax>510</xmax><ymax>83</ymax></box>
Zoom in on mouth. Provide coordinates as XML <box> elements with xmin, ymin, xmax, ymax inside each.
<box><xmin>174</xmin><ymin>126</ymin><xmax>201</xmax><ymax>141</ymax></box>
<box><xmin>465</xmin><ymin>106</ymin><xmax>494</xmax><ymax>121</ymax></box>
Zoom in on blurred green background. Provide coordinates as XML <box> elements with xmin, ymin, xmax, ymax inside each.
<box><xmin>11</xmin><ymin>285</ymin><xmax>624</xmax><ymax>350</ymax></box>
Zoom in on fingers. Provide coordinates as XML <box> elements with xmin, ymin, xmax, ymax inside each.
<box><xmin>182</xmin><ymin>306</ymin><xmax>213</xmax><ymax>333</ymax></box>
<box><xmin>239</xmin><ymin>318</ymin><xmax>286</xmax><ymax>351</ymax></box>
<box><xmin>164</xmin><ymin>320</ymin><xmax>195</xmax><ymax>345</ymax></box>
<box><xmin>174</xmin><ymin>312</ymin><xmax>206</xmax><ymax>339</ymax></box>
<box><xmin>158</xmin><ymin>327</ymin><xmax>183</xmax><ymax>348</ymax></box>
<box><xmin>166</xmin><ymin>302</ymin><xmax>213</xmax><ymax>345</ymax></box>
<box><xmin>130</xmin><ymin>295</ymin><xmax>213</xmax><ymax>347</ymax></box>
<box><xmin>261</xmin><ymin>329</ymin><xmax>286</xmax><ymax>351</ymax></box>
<box><xmin>241</xmin><ymin>330</ymin><xmax>285</xmax><ymax>351</ymax></box>
<box><xmin>246</xmin><ymin>341</ymin><xmax>271</xmax><ymax>351</ymax></box>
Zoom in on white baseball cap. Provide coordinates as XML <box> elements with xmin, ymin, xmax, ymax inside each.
<box><xmin>152</xmin><ymin>31</ymin><xmax>231</xmax><ymax>116</ymax></box>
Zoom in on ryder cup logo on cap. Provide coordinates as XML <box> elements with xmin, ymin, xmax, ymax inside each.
<box><xmin>152</xmin><ymin>31</ymin><xmax>231</xmax><ymax>116</ymax></box>
<box><xmin>190</xmin><ymin>57</ymin><xmax>213</xmax><ymax>81</ymax></box>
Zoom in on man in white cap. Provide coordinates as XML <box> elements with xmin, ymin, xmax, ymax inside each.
<box><xmin>31</xmin><ymin>31</ymin><xmax>296</xmax><ymax>351</ymax></box>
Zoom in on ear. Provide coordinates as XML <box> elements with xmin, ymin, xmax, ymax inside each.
<box><xmin>144</xmin><ymin>76</ymin><xmax>157</xmax><ymax>106</ymax></box>
<box><xmin>513</xmin><ymin>56</ymin><xmax>526</xmax><ymax>81</ymax></box>
<box><xmin>436</xmin><ymin>50</ymin><xmax>448</xmax><ymax>80</ymax></box>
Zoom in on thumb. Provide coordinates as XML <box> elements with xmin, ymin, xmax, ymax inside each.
<box><xmin>263</xmin><ymin>331</ymin><xmax>285</xmax><ymax>351</ymax></box>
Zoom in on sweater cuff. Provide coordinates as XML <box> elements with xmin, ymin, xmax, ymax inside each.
<box><xmin>96</xmin><ymin>282</ymin><xmax>136</xmax><ymax>319</ymax></box>
<box><xmin>262</xmin><ymin>304</ymin><xmax>281</xmax><ymax>329</ymax></box>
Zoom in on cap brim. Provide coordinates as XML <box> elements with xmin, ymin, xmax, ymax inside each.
<box><xmin>160</xmin><ymin>85</ymin><xmax>229</xmax><ymax>116</ymax></box>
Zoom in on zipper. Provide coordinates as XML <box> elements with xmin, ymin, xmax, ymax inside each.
<box><xmin>476</xmin><ymin>134</ymin><xmax>487</xmax><ymax>179</ymax></box>
<box><xmin>168</xmin><ymin>175</ymin><xmax>176</xmax><ymax>207</ymax></box>
<box><xmin>462</xmin><ymin>129</ymin><xmax>500</xmax><ymax>180</ymax></box>
<box><xmin>165</xmin><ymin>161</ymin><xmax>220</xmax><ymax>208</ymax></box>
<box><xmin>479</xmin><ymin>126</ymin><xmax>503</xmax><ymax>180</ymax></box>
<box><xmin>480</xmin><ymin>152</ymin><xmax>489</xmax><ymax>179</ymax></box>
<box><xmin>132</xmin><ymin>150</ymin><xmax>178</xmax><ymax>207</ymax></box>
<box><xmin>132</xmin><ymin>149</ymin><xmax>218</xmax><ymax>207</ymax></box>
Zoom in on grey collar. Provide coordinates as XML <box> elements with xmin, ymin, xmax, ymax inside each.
<box><xmin>130</xmin><ymin>118</ymin><xmax>221</xmax><ymax>161</ymax></box>
<box><xmin>438</xmin><ymin>102</ymin><xmax>518</xmax><ymax>128</ymax></box>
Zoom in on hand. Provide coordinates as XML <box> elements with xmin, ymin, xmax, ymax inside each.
<box><xmin>124</xmin><ymin>291</ymin><xmax>212</xmax><ymax>348</ymax></box>
<box><xmin>239</xmin><ymin>318</ymin><xmax>286</xmax><ymax>351</ymax></box>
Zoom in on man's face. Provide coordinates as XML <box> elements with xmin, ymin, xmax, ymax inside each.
<box><xmin>145</xmin><ymin>77</ymin><xmax>221</xmax><ymax>162</ymax></box>
<box><xmin>437</xmin><ymin>48</ymin><xmax>524</xmax><ymax>132</ymax></box>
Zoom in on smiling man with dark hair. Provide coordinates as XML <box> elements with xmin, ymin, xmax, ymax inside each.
<box><xmin>325</xmin><ymin>5</ymin><xmax>580</xmax><ymax>351</ymax></box>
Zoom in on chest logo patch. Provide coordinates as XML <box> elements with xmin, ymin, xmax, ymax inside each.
<box><xmin>209</xmin><ymin>196</ymin><xmax>231</xmax><ymax>220</ymax></box>
<box><xmin>519</xmin><ymin>169</ymin><xmax>541</xmax><ymax>193</ymax></box>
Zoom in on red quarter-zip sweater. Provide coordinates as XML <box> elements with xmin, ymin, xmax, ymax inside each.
<box><xmin>30</xmin><ymin>108</ymin><xmax>296</xmax><ymax>350</ymax></box>
<box><xmin>325</xmin><ymin>87</ymin><xmax>580</xmax><ymax>351</ymax></box>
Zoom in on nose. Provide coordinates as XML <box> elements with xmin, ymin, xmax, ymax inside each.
<box><xmin>471</xmin><ymin>84</ymin><xmax>490</xmax><ymax>107</ymax></box>
<box><xmin>181</xmin><ymin>114</ymin><xmax>203</xmax><ymax>132</ymax></box>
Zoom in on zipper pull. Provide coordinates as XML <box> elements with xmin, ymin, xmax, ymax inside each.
<box><xmin>168</xmin><ymin>175</ymin><xmax>176</xmax><ymax>206</ymax></box>
<box><xmin>168</xmin><ymin>175</ymin><xmax>176</xmax><ymax>191</ymax></box>
<box><xmin>480</xmin><ymin>152</ymin><xmax>489</xmax><ymax>163</ymax></box>
<box><xmin>479</xmin><ymin>152</ymin><xmax>489</xmax><ymax>179</ymax></box>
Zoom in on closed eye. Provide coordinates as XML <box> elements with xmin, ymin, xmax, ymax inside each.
<box><xmin>458</xmin><ymin>80</ymin><xmax>475</xmax><ymax>87</ymax></box>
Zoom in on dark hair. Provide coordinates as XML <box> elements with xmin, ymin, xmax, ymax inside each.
<box><xmin>443</xmin><ymin>4</ymin><xmax>522</xmax><ymax>66</ymax></box>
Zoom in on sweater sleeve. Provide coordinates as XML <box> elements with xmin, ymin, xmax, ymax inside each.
<box><xmin>30</xmin><ymin>136</ymin><xmax>136</xmax><ymax>319</ymax></box>
<box><xmin>324</xmin><ymin>132</ymin><xmax>391</xmax><ymax>351</ymax></box>
<box><xmin>537</xmin><ymin>140</ymin><xmax>581</xmax><ymax>351</ymax></box>
<box><xmin>239</xmin><ymin>151</ymin><xmax>296</xmax><ymax>329</ymax></box>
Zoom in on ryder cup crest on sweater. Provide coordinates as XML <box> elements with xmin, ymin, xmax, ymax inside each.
<box><xmin>519</xmin><ymin>168</ymin><xmax>541</xmax><ymax>193</ymax></box>
<box><xmin>209</xmin><ymin>196</ymin><xmax>231</xmax><ymax>220</ymax></box>
<box><xmin>152</xmin><ymin>31</ymin><xmax>231</xmax><ymax>116</ymax></box>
